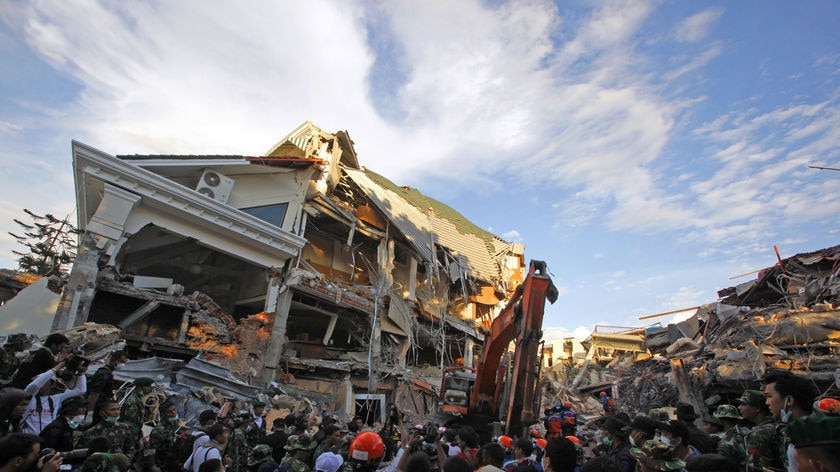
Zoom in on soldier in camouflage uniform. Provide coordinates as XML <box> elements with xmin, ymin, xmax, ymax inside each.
<box><xmin>712</xmin><ymin>404</ymin><xmax>748</xmax><ymax>470</ymax></box>
<box><xmin>120</xmin><ymin>377</ymin><xmax>154</xmax><ymax>430</ymax></box>
<box><xmin>78</xmin><ymin>399</ymin><xmax>138</xmax><ymax>461</ymax></box>
<box><xmin>0</xmin><ymin>334</ymin><xmax>27</xmax><ymax>381</ymax></box>
<box><xmin>281</xmin><ymin>435</ymin><xmax>317</xmax><ymax>472</ymax></box>
<box><xmin>226</xmin><ymin>414</ymin><xmax>253</xmax><ymax>472</ymax></box>
<box><xmin>246</xmin><ymin>401</ymin><xmax>267</xmax><ymax>446</ymax></box>
<box><xmin>148</xmin><ymin>400</ymin><xmax>183</xmax><ymax>472</ymax></box>
<box><xmin>738</xmin><ymin>389</ymin><xmax>784</xmax><ymax>472</ymax></box>
<box><xmin>314</xmin><ymin>424</ymin><xmax>344</xmax><ymax>459</ymax></box>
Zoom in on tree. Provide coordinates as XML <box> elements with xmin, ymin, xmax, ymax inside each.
<box><xmin>8</xmin><ymin>209</ymin><xmax>79</xmax><ymax>276</ymax></box>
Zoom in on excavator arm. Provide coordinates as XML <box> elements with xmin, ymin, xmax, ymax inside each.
<box><xmin>470</xmin><ymin>260</ymin><xmax>558</xmax><ymax>436</ymax></box>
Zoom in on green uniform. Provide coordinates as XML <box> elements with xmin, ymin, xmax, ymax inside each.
<box><xmin>78</xmin><ymin>420</ymin><xmax>138</xmax><ymax>461</ymax></box>
<box><xmin>716</xmin><ymin>425</ymin><xmax>748</xmax><ymax>470</ymax></box>
<box><xmin>226</xmin><ymin>426</ymin><xmax>250</xmax><ymax>472</ymax></box>
<box><xmin>120</xmin><ymin>389</ymin><xmax>147</xmax><ymax>429</ymax></box>
<box><xmin>245</xmin><ymin>418</ymin><xmax>267</xmax><ymax>446</ymax></box>
<box><xmin>280</xmin><ymin>454</ymin><xmax>312</xmax><ymax>472</ymax></box>
<box><xmin>745</xmin><ymin>417</ymin><xmax>784</xmax><ymax>472</ymax></box>
<box><xmin>148</xmin><ymin>419</ymin><xmax>179</xmax><ymax>471</ymax></box>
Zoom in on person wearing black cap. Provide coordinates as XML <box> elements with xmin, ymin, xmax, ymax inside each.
<box><xmin>624</xmin><ymin>416</ymin><xmax>658</xmax><ymax>448</ymax></box>
<box><xmin>674</xmin><ymin>403</ymin><xmax>715</xmax><ymax>454</ymax></box>
<box><xmin>784</xmin><ymin>415</ymin><xmax>840</xmax><ymax>472</ymax></box>
<box><xmin>39</xmin><ymin>395</ymin><xmax>87</xmax><ymax>451</ymax></box>
<box><xmin>601</xmin><ymin>417</ymin><xmax>635</xmax><ymax>472</ymax></box>
<box><xmin>658</xmin><ymin>420</ymin><xmax>700</xmax><ymax>465</ymax></box>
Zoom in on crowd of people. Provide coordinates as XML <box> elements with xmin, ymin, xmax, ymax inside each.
<box><xmin>1</xmin><ymin>333</ymin><xmax>839</xmax><ymax>472</ymax></box>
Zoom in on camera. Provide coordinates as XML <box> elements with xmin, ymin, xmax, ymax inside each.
<box><xmin>38</xmin><ymin>448</ymin><xmax>90</xmax><ymax>463</ymax></box>
<box><xmin>388</xmin><ymin>403</ymin><xmax>400</xmax><ymax>424</ymax></box>
<box><xmin>59</xmin><ymin>355</ymin><xmax>91</xmax><ymax>381</ymax></box>
<box><xmin>423</xmin><ymin>422</ymin><xmax>439</xmax><ymax>444</ymax></box>
<box><xmin>61</xmin><ymin>449</ymin><xmax>91</xmax><ymax>462</ymax></box>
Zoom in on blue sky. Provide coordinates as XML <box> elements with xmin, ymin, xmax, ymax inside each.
<box><xmin>1</xmin><ymin>1</ymin><xmax>839</xmax><ymax>346</ymax></box>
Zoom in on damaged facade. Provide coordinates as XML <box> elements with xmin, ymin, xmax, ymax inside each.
<box><xmin>53</xmin><ymin>121</ymin><xmax>527</xmax><ymax>420</ymax></box>
<box><xmin>541</xmin><ymin>244</ymin><xmax>840</xmax><ymax>419</ymax></box>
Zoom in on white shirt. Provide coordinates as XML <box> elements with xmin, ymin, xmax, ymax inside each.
<box><xmin>21</xmin><ymin>369</ymin><xmax>86</xmax><ymax>434</ymax></box>
<box><xmin>187</xmin><ymin>443</ymin><xmax>222</xmax><ymax>472</ymax></box>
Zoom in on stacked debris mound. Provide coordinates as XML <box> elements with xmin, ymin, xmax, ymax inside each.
<box><xmin>636</xmin><ymin>244</ymin><xmax>840</xmax><ymax>412</ymax></box>
<box><xmin>614</xmin><ymin>357</ymin><xmax>679</xmax><ymax>414</ymax></box>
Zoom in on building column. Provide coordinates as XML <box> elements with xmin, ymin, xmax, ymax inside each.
<box><xmin>52</xmin><ymin>185</ymin><xmax>140</xmax><ymax>331</ymax></box>
<box><xmin>262</xmin><ymin>276</ymin><xmax>293</xmax><ymax>384</ymax></box>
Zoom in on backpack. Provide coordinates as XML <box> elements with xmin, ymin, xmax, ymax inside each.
<box><xmin>175</xmin><ymin>430</ymin><xmax>209</xmax><ymax>471</ymax></box>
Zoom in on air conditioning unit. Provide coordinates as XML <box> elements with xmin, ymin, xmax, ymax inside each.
<box><xmin>195</xmin><ymin>169</ymin><xmax>235</xmax><ymax>204</ymax></box>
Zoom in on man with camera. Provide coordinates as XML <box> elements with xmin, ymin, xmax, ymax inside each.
<box><xmin>0</xmin><ymin>433</ymin><xmax>63</xmax><ymax>472</ymax></box>
<box><xmin>11</xmin><ymin>334</ymin><xmax>70</xmax><ymax>389</ymax></box>
<box><xmin>21</xmin><ymin>359</ymin><xmax>87</xmax><ymax>435</ymax></box>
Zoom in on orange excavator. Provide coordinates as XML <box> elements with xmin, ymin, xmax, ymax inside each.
<box><xmin>438</xmin><ymin>260</ymin><xmax>558</xmax><ymax>438</ymax></box>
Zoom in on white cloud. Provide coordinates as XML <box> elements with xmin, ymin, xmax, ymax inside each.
<box><xmin>674</xmin><ymin>8</ymin><xmax>723</xmax><ymax>43</ymax></box>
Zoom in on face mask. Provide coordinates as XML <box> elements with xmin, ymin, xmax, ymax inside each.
<box><xmin>603</xmin><ymin>437</ymin><xmax>613</xmax><ymax>446</ymax></box>
<box><xmin>629</xmin><ymin>435</ymin><xmax>636</xmax><ymax>446</ymax></box>
<box><xmin>659</xmin><ymin>436</ymin><xmax>670</xmax><ymax>445</ymax></box>
<box><xmin>780</xmin><ymin>400</ymin><xmax>793</xmax><ymax>424</ymax></box>
<box><xmin>105</xmin><ymin>415</ymin><xmax>120</xmax><ymax>424</ymax></box>
<box><xmin>168</xmin><ymin>414</ymin><xmax>180</xmax><ymax>423</ymax></box>
<box><xmin>246</xmin><ymin>425</ymin><xmax>254</xmax><ymax>432</ymax></box>
<box><xmin>594</xmin><ymin>431</ymin><xmax>602</xmax><ymax>443</ymax></box>
<box><xmin>71</xmin><ymin>414</ymin><xmax>86</xmax><ymax>424</ymax></box>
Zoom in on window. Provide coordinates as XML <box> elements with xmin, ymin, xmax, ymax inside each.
<box><xmin>240</xmin><ymin>202</ymin><xmax>288</xmax><ymax>227</ymax></box>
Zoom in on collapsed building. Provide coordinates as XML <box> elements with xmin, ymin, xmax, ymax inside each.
<box><xmin>50</xmin><ymin>121</ymin><xmax>530</xmax><ymax>421</ymax></box>
<box><xmin>542</xmin><ymin>244</ymin><xmax>840</xmax><ymax>419</ymax></box>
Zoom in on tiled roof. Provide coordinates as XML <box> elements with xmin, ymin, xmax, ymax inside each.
<box><xmin>343</xmin><ymin>168</ymin><xmax>504</xmax><ymax>284</ymax></box>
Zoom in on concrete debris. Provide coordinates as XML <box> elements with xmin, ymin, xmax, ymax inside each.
<box><xmin>545</xmin><ymin>244</ymin><xmax>840</xmax><ymax>419</ymax></box>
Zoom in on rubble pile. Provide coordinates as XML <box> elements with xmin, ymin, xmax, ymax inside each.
<box><xmin>615</xmin><ymin>245</ymin><xmax>840</xmax><ymax>414</ymax></box>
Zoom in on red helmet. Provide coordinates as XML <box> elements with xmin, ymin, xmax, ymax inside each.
<box><xmin>498</xmin><ymin>435</ymin><xmax>513</xmax><ymax>449</ymax></box>
<box><xmin>566</xmin><ymin>436</ymin><xmax>582</xmax><ymax>445</ymax></box>
<box><xmin>350</xmin><ymin>431</ymin><xmax>385</xmax><ymax>461</ymax></box>
<box><xmin>563</xmin><ymin>402</ymin><xmax>572</xmax><ymax>408</ymax></box>
<box><xmin>529</xmin><ymin>429</ymin><xmax>541</xmax><ymax>438</ymax></box>
<box><xmin>599</xmin><ymin>391</ymin><xmax>606</xmax><ymax>396</ymax></box>
<box><xmin>534</xmin><ymin>438</ymin><xmax>547</xmax><ymax>449</ymax></box>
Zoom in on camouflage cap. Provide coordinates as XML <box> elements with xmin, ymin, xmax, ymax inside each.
<box><xmin>648</xmin><ymin>408</ymin><xmax>671</xmax><ymax>422</ymax></box>
<box><xmin>702</xmin><ymin>415</ymin><xmax>722</xmax><ymax>427</ymax></box>
<box><xmin>712</xmin><ymin>404</ymin><xmax>742</xmax><ymax>420</ymax></box>
<box><xmin>629</xmin><ymin>440</ymin><xmax>686</xmax><ymax>471</ymax></box>
<box><xmin>248</xmin><ymin>444</ymin><xmax>273</xmax><ymax>466</ymax></box>
<box><xmin>737</xmin><ymin>390</ymin><xmax>766</xmax><ymax>408</ymax></box>
<box><xmin>785</xmin><ymin>415</ymin><xmax>840</xmax><ymax>448</ymax></box>
<box><xmin>285</xmin><ymin>434</ymin><xmax>317</xmax><ymax>451</ymax></box>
